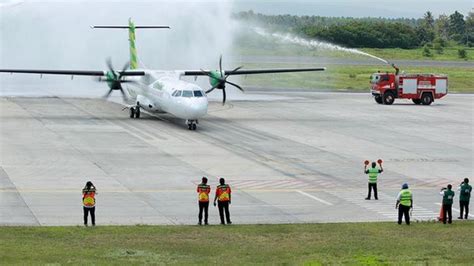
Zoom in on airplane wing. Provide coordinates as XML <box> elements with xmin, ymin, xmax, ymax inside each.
<box><xmin>183</xmin><ymin>67</ymin><xmax>326</xmax><ymax>76</ymax></box>
<box><xmin>0</xmin><ymin>69</ymin><xmax>145</xmax><ymax>76</ymax></box>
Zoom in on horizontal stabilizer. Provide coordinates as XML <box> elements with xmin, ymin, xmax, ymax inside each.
<box><xmin>91</xmin><ymin>25</ymin><xmax>170</xmax><ymax>29</ymax></box>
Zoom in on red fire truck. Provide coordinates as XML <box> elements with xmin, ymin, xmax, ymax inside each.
<box><xmin>370</xmin><ymin>65</ymin><xmax>448</xmax><ymax>105</ymax></box>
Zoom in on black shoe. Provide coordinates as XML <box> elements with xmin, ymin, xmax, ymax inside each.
<box><xmin>458</xmin><ymin>217</ymin><xmax>463</xmax><ymax>219</ymax></box>
<box><xmin>375</xmin><ymin>198</ymin><xmax>378</xmax><ymax>200</ymax></box>
<box><xmin>227</xmin><ymin>221</ymin><xmax>232</xmax><ymax>225</ymax></box>
<box><xmin>198</xmin><ymin>222</ymin><xmax>202</xmax><ymax>226</ymax></box>
<box><xmin>204</xmin><ymin>222</ymin><xmax>209</xmax><ymax>225</ymax></box>
<box><xmin>365</xmin><ymin>197</ymin><xmax>370</xmax><ymax>200</ymax></box>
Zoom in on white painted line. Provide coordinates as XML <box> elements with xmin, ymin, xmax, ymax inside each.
<box><xmin>296</xmin><ymin>190</ymin><xmax>333</xmax><ymax>206</ymax></box>
<box><xmin>435</xmin><ymin>203</ymin><xmax>474</xmax><ymax>218</ymax></box>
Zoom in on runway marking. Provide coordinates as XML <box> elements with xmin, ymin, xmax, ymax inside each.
<box><xmin>296</xmin><ymin>190</ymin><xmax>333</xmax><ymax>206</ymax></box>
<box><xmin>435</xmin><ymin>203</ymin><xmax>474</xmax><ymax>218</ymax></box>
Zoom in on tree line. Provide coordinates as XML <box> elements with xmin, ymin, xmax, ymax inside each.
<box><xmin>234</xmin><ymin>10</ymin><xmax>474</xmax><ymax>49</ymax></box>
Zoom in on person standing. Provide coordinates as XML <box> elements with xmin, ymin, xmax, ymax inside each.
<box><xmin>458</xmin><ymin>178</ymin><xmax>471</xmax><ymax>219</ymax></box>
<box><xmin>197</xmin><ymin>177</ymin><xmax>211</xmax><ymax>225</ymax></box>
<box><xmin>396</xmin><ymin>183</ymin><xmax>412</xmax><ymax>225</ymax></box>
<box><xmin>364</xmin><ymin>160</ymin><xmax>383</xmax><ymax>200</ymax></box>
<box><xmin>82</xmin><ymin>181</ymin><xmax>97</xmax><ymax>227</ymax></box>
<box><xmin>213</xmin><ymin>178</ymin><xmax>232</xmax><ymax>225</ymax></box>
<box><xmin>440</xmin><ymin>184</ymin><xmax>455</xmax><ymax>224</ymax></box>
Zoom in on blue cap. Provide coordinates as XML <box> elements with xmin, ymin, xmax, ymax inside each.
<box><xmin>402</xmin><ymin>183</ymin><xmax>408</xmax><ymax>189</ymax></box>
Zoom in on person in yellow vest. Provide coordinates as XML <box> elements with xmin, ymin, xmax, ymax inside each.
<box><xmin>82</xmin><ymin>181</ymin><xmax>97</xmax><ymax>227</ymax></box>
<box><xmin>364</xmin><ymin>160</ymin><xmax>383</xmax><ymax>200</ymax></box>
<box><xmin>396</xmin><ymin>183</ymin><xmax>412</xmax><ymax>225</ymax></box>
<box><xmin>197</xmin><ymin>177</ymin><xmax>211</xmax><ymax>225</ymax></box>
<box><xmin>213</xmin><ymin>177</ymin><xmax>232</xmax><ymax>225</ymax></box>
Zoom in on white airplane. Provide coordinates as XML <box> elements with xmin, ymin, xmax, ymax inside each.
<box><xmin>0</xmin><ymin>19</ymin><xmax>325</xmax><ymax>130</ymax></box>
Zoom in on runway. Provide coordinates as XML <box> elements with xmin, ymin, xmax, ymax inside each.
<box><xmin>0</xmin><ymin>91</ymin><xmax>472</xmax><ymax>225</ymax></box>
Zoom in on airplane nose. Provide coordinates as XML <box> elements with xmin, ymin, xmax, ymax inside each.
<box><xmin>185</xmin><ymin>99</ymin><xmax>208</xmax><ymax>118</ymax></box>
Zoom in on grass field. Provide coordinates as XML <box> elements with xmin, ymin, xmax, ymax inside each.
<box><xmin>1</xmin><ymin>222</ymin><xmax>473</xmax><ymax>265</ymax></box>
<box><xmin>239</xmin><ymin>63</ymin><xmax>474</xmax><ymax>93</ymax></box>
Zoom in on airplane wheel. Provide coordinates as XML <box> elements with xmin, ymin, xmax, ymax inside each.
<box><xmin>129</xmin><ymin>107</ymin><xmax>135</xmax><ymax>118</ymax></box>
<box><xmin>192</xmin><ymin>124</ymin><xmax>197</xmax><ymax>130</ymax></box>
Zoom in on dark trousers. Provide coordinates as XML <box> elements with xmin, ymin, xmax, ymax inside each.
<box><xmin>442</xmin><ymin>204</ymin><xmax>452</xmax><ymax>224</ymax></box>
<box><xmin>218</xmin><ymin>201</ymin><xmax>231</xmax><ymax>224</ymax></box>
<box><xmin>460</xmin><ymin>201</ymin><xmax>469</xmax><ymax>219</ymax></box>
<box><xmin>398</xmin><ymin>204</ymin><xmax>410</xmax><ymax>225</ymax></box>
<box><xmin>198</xmin><ymin>201</ymin><xmax>209</xmax><ymax>224</ymax></box>
<box><xmin>367</xmin><ymin>183</ymin><xmax>378</xmax><ymax>199</ymax></box>
<box><xmin>83</xmin><ymin>207</ymin><xmax>95</xmax><ymax>225</ymax></box>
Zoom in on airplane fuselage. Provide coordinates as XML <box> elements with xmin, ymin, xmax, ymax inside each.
<box><xmin>126</xmin><ymin>70</ymin><xmax>208</xmax><ymax>121</ymax></box>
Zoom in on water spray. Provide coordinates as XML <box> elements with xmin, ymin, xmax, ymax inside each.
<box><xmin>254</xmin><ymin>27</ymin><xmax>390</xmax><ymax>65</ymax></box>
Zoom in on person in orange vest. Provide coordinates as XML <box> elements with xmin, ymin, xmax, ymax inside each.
<box><xmin>82</xmin><ymin>181</ymin><xmax>97</xmax><ymax>227</ymax></box>
<box><xmin>197</xmin><ymin>177</ymin><xmax>211</xmax><ymax>225</ymax></box>
<box><xmin>213</xmin><ymin>177</ymin><xmax>232</xmax><ymax>225</ymax></box>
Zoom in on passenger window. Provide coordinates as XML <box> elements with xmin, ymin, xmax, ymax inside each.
<box><xmin>193</xmin><ymin>90</ymin><xmax>203</xmax><ymax>97</ymax></box>
<box><xmin>381</xmin><ymin>75</ymin><xmax>389</xmax><ymax>82</ymax></box>
<box><xmin>182</xmin><ymin>90</ymin><xmax>193</xmax><ymax>97</ymax></box>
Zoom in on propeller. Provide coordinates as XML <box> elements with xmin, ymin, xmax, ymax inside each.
<box><xmin>201</xmin><ymin>55</ymin><xmax>244</xmax><ymax>105</ymax></box>
<box><xmin>97</xmin><ymin>58</ymin><xmax>132</xmax><ymax>102</ymax></box>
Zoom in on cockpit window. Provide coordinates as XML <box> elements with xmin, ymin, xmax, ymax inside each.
<box><xmin>182</xmin><ymin>90</ymin><xmax>193</xmax><ymax>97</ymax></box>
<box><xmin>173</xmin><ymin>90</ymin><xmax>182</xmax><ymax>97</ymax></box>
<box><xmin>193</xmin><ymin>90</ymin><xmax>203</xmax><ymax>97</ymax></box>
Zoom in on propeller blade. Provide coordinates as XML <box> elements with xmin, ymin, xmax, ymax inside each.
<box><xmin>103</xmin><ymin>88</ymin><xmax>113</xmax><ymax>99</ymax></box>
<box><xmin>119</xmin><ymin>87</ymin><xmax>128</xmax><ymax>102</ymax></box>
<box><xmin>219</xmin><ymin>55</ymin><xmax>223</xmax><ymax>78</ymax></box>
<box><xmin>225</xmin><ymin>66</ymin><xmax>243</xmax><ymax>79</ymax></box>
<box><xmin>106</xmin><ymin>57</ymin><xmax>118</xmax><ymax>79</ymax></box>
<box><xmin>225</xmin><ymin>80</ymin><xmax>244</xmax><ymax>92</ymax></box>
<box><xmin>206</xmin><ymin>85</ymin><xmax>218</xmax><ymax>94</ymax></box>
<box><xmin>222</xmin><ymin>88</ymin><xmax>226</xmax><ymax>105</ymax></box>
<box><xmin>119</xmin><ymin>61</ymin><xmax>130</xmax><ymax>79</ymax></box>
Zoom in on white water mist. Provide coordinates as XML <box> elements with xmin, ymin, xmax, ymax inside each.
<box><xmin>254</xmin><ymin>27</ymin><xmax>389</xmax><ymax>64</ymax></box>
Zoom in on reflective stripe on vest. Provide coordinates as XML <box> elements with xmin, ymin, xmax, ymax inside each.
<box><xmin>217</xmin><ymin>185</ymin><xmax>230</xmax><ymax>201</ymax></box>
<box><xmin>198</xmin><ymin>185</ymin><xmax>210</xmax><ymax>202</ymax></box>
<box><xmin>83</xmin><ymin>192</ymin><xmax>95</xmax><ymax>207</ymax></box>
<box><xmin>368</xmin><ymin>168</ymin><xmax>379</xmax><ymax>183</ymax></box>
<box><xmin>400</xmin><ymin>189</ymin><xmax>412</xmax><ymax>206</ymax></box>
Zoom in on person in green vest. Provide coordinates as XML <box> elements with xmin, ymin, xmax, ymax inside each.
<box><xmin>440</xmin><ymin>184</ymin><xmax>455</xmax><ymax>224</ymax></box>
<box><xmin>458</xmin><ymin>178</ymin><xmax>471</xmax><ymax>219</ymax></box>
<box><xmin>396</xmin><ymin>183</ymin><xmax>412</xmax><ymax>225</ymax></box>
<box><xmin>364</xmin><ymin>161</ymin><xmax>383</xmax><ymax>200</ymax></box>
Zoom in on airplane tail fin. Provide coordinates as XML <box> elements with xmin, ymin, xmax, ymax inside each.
<box><xmin>91</xmin><ymin>18</ymin><xmax>170</xmax><ymax>70</ymax></box>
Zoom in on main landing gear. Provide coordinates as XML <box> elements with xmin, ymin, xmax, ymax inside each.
<box><xmin>186</xmin><ymin>120</ymin><xmax>198</xmax><ymax>131</ymax></box>
<box><xmin>129</xmin><ymin>102</ymin><xmax>141</xmax><ymax>119</ymax></box>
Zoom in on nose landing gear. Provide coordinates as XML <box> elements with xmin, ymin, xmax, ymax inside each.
<box><xmin>186</xmin><ymin>120</ymin><xmax>198</xmax><ymax>130</ymax></box>
<box><xmin>129</xmin><ymin>102</ymin><xmax>141</xmax><ymax>119</ymax></box>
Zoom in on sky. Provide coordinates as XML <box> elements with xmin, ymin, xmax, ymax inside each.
<box><xmin>1</xmin><ymin>0</ymin><xmax>472</xmax><ymax>18</ymax></box>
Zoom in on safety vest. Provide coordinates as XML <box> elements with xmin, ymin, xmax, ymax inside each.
<box><xmin>399</xmin><ymin>189</ymin><xmax>412</xmax><ymax>207</ymax></box>
<box><xmin>82</xmin><ymin>189</ymin><xmax>96</xmax><ymax>207</ymax></box>
<box><xmin>443</xmin><ymin>189</ymin><xmax>455</xmax><ymax>205</ymax></box>
<box><xmin>197</xmin><ymin>184</ymin><xmax>210</xmax><ymax>202</ymax></box>
<box><xmin>367</xmin><ymin>167</ymin><xmax>379</xmax><ymax>183</ymax></box>
<box><xmin>460</xmin><ymin>184</ymin><xmax>471</xmax><ymax>202</ymax></box>
<box><xmin>216</xmin><ymin>185</ymin><xmax>231</xmax><ymax>202</ymax></box>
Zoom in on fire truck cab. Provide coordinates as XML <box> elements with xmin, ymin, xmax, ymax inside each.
<box><xmin>370</xmin><ymin>67</ymin><xmax>448</xmax><ymax>105</ymax></box>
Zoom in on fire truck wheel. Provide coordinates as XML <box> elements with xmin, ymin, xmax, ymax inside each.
<box><xmin>374</xmin><ymin>96</ymin><xmax>383</xmax><ymax>104</ymax></box>
<box><xmin>412</xmin><ymin>99</ymin><xmax>422</xmax><ymax>105</ymax></box>
<box><xmin>382</xmin><ymin>91</ymin><xmax>395</xmax><ymax>105</ymax></box>
<box><xmin>421</xmin><ymin>93</ymin><xmax>433</xmax><ymax>105</ymax></box>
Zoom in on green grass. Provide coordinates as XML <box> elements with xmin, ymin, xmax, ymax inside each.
<box><xmin>240</xmin><ymin>63</ymin><xmax>474</xmax><ymax>93</ymax></box>
<box><xmin>1</xmin><ymin>222</ymin><xmax>473</xmax><ymax>265</ymax></box>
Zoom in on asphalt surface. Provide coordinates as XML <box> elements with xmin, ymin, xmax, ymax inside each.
<box><xmin>0</xmin><ymin>91</ymin><xmax>472</xmax><ymax>226</ymax></box>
